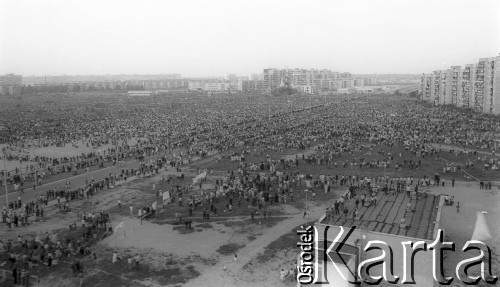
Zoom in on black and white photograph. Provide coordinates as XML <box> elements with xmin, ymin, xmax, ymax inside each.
<box><xmin>0</xmin><ymin>0</ymin><xmax>499</xmax><ymax>286</ymax></box>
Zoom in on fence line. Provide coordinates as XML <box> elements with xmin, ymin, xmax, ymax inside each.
<box><xmin>438</xmin><ymin>155</ymin><xmax>482</xmax><ymax>182</ymax></box>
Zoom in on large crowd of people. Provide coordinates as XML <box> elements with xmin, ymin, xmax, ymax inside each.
<box><xmin>2</xmin><ymin>93</ymin><xmax>499</xmax><ymax>178</ymax></box>
<box><xmin>0</xmin><ymin>92</ymin><xmax>498</xmax><ymax>196</ymax></box>
<box><xmin>1</xmin><ymin>91</ymin><xmax>499</xmax><ymax>285</ymax></box>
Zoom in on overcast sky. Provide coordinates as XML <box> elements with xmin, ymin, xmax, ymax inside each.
<box><xmin>1</xmin><ymin>0</ymin><xmax>499</xmax><ymax>77</ymax></box>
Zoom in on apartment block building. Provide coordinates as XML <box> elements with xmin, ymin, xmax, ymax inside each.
<box><xmin>204</xmin><ymin>82</ymin><xmax>230</xmax><ymax>92</ymax></box>
<box><xmin>421</xmin><ymin>55</ymin><xmax>500</xmax><ymax>114</ymax></box>
<box><xmin>262</xmin><ymin>68</ymin><xmax>352</xmax><ymax>93</ymax></box>
<box><xmin>188</xmin><ymin>81</ymin><xmax>205</xmax><ymax>91</ymax></box>
<box><xmin>421</xmin><ymin>74</ymin><xmax>434</xmax><ymax>103</ymax></box>
<box><xmin>241</xmin><ymin>80</ymin><xmax>265</xmax><ymax>93</ymax></box>
<box><xmin>460</xmin><ymin>64</ymin><xmax>475</xmax><ymax>108</ymax></box>
<box><xmin>479</xmin><ymin>57</ymin><xmax>500</xmax><ymax>114</ymax></box>
<box><xmin>0</xmin><ymin>74</ymin><xmax>23</xmax><ymax>95</ymax></box>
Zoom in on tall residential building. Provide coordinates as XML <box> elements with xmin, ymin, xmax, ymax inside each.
<box><xmin>450</xmin><ymin>66</ymin><xmax>461</xmax><ymax>106</ymax></box>
<box><xmin>263</xmin><ymin>68</ymin><xmax>281</xmax><ymax>92</ymax></box>
<box><xmin>473</xmin><ymin>60</ymin><xmax>486</xmax><ymax>111</ymax></box>
<box><xmin>482</xmin><ymin>57</ymin><xmax>500</xmax><ymax>114</ymax></box>
<box><xmin>421</xmin><ymin>74</ymin><xmax>433</xmax><ymax>104</ymax></box>
<box><xmin>242</xmin><ymin>80</ymin><xmax>265</xmax><ymax>93</ymax></box>
<box><xmin>432</xmin><ymin>70</ymin><xmax>443</xmax><ymax>105</ymax></box>
<box><xmin>0</xmin><ymin>74</ymin><xmax>23</xmax><ymax>95</ymax></box>
<box><xmin>421</xmin><ymin>55</ymin><xmax>500</xmax><ymax>114</ymax></box>
<box><xmin>224</xmin><ymin>73</ymin><xmax>237</xmax><ymax>82</ymax></box>
<box><xmin>460</xmin><ymin>64</ymin><xmax>475</xmax><ymax>108</ymax></box>
<box><xmin>263</xmin><ymin>68</ymin><xmax>351</xmax><ymax>93</ymax></box>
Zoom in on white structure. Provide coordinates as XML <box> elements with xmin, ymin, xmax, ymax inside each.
<box><xmin>235</xmin><ymin>79</ymin><xmax>243</xmax><ymax>91</ymax></box>
<box><xmin>337</xmin><ymin>88</ymin><xmax>350</xmax><ymax>94</ymax></box>
<box><xmin>188</xmin><ymin>81</ymin><xmax>204</xmax><ymax>91</ymax></box>
<box><xmin>204</xmin><ymin>82</ymin><xmax>230</xmax><ymax>92</ymax></box>
<box><xmin>224</xmin><ymin>73</ymin><xmax>237</xmax><ymax>82</ymax></box>
<box><xmin>296</xmin><ymin>85</ymin><xmax>313</xmax><ymax>94</ymax></box>
<box><xmin>127</xmin><ymin>91</ymin><xmax>151</xmax><ymax>96</ymax></box>
<box><xmin>353</xmin><ymin>86</ymin><xmax>374</xmax><ymax>94</ymax></box>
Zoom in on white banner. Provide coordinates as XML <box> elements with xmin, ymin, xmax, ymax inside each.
<box><xmin>152</xmin><ymin>201</ymin><xmax>157</xmax><ymax>211</ymax></box>
<box><xmin>115</xmin><ymin>221</ymin><xmax>124</xmax><ymax>231</ymax></box>
<box><xmin>162</xmin><ymin>191</ymin><xmax>170</xmax><ymax>202</ymax></box>
<box><xmin>192</xmin><ymin>171</ymin><xmax>207</xmax><ymax>184</ymax></box>
<box><xmin>306</xmin><ymin>180</ymin><xmax>311</xmax><ymax>188</ymax></box>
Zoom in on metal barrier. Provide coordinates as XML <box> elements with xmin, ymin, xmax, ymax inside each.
<box><xmin>438</xmin><ymin>156</ymin><xmax>481</xmax><ymax>182</ymax></box>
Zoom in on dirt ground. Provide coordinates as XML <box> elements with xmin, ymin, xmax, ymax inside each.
<box><xmin>1</xmin><ymin>158</ymin><xmax>341</xmax><ymax>287</ymax></box>
<box><xmin>2</xmin><ymin>142</ymin><xmax>498</xmax><ymax>287</ymax></box>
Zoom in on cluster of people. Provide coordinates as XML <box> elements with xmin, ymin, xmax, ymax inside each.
<box><xmin>2</xmin><ymin>93</ymin><xmax>498</xmax><ymax>196</ymax></box>
<box><xmin>0</xmin><ymin>210</ymin><xmax>110</xmax><ymax>284</ymax></box>
<box><xmin>1</xmin><ymin>196</ymin><xmax>45</xmax><ymax>230</ymax></box>
<box><xmin>0</xmin><ymin>91</ymin><xmax>497</xmax><ymax>286</ymax></box>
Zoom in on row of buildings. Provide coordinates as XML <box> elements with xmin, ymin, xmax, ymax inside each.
<box><xmin>421</xmin><ymin>55</ymin><xmax>500</xmax><ymax>114</ymax></box>
<box><xmin>187</xmin><ymin>69</ymin><xmax>379</xmax><ymax>94</ymax></box>
<box><xmin>1</xmin><ymin>69</ymin><xmax>388</xmax><ymax>96</ymax></box>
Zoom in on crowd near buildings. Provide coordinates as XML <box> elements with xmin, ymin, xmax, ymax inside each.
<box><xmin>189</xmin><ymin>69</ymin><xmax>383</xmax><ymax>94</ymax></box>
<box><xmin>0</xmin><ymin>69</ymin><xmax>417</xmax><ymax>97</ymax></box>
<box><xmin>421</xmin><ymin>55</ymin><xmax>500</xmax><ymax>114</ymax></box>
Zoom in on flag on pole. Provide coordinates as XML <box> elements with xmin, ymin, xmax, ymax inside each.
<box><xmin>471</xmin><ymin>211</ymin><xmax>492</xmax><ymax>241</ymax></box>
<box><xmin>115</xmin><ymin>221</ymin><xmax>125</xmax><ymax>231</ymax></box>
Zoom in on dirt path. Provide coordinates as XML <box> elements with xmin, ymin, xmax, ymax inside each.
<box><xmin>429</xmin><ymin>143</ymin><xmax>499</xmax><ymax>158</ymax></box>
<box><xmin>182</xmin><ymin>200</ymin><xmax>334</xmax><ymax>287</ymax></box>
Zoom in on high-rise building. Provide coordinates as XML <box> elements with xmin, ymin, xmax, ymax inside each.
<box><xmin>263</xmin><ymin>68</ymin><xmax>281</xmax><ymax>92</ymax></box>
<box><xmin>224</xmin><ymin>73</ymin><xmax>237</xmax><ymax>82</ymax></box>
<box><xmin>432</xmin><ymin>70</ymin><xmax>443</xmax><ymax>105</ymax></box>
<box><xmin>460</xmin><ymin>64</ymin><xmax>475</xmax><ymax>108</ymax></box>
<box><xmin>421</xmin><ymin>74</ymin><xmax>433</xmax><ymax>104</ymax></box>
<box><xmin>482</xmin><ymin>57</ymin><xmax>500</xmax><ymax>114</ymax></box>
<box><xmin>0</xmin><ymin>74</ymin><xmax>22</xmax><ymax>95</ymax></box>
<box><xmin>263</xmin><ymin>68</ymin><xmax>351</xmax><ymax>93</ymax></box>
<box><xmin>421</xmin><ymin>55</ymin><xmax>500</xmax><ymax>114</ymax></box>
<box><xmin>450</xmin><ymin>66</ymin><xmax>461</xmax><ymax>106</ymax></box>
